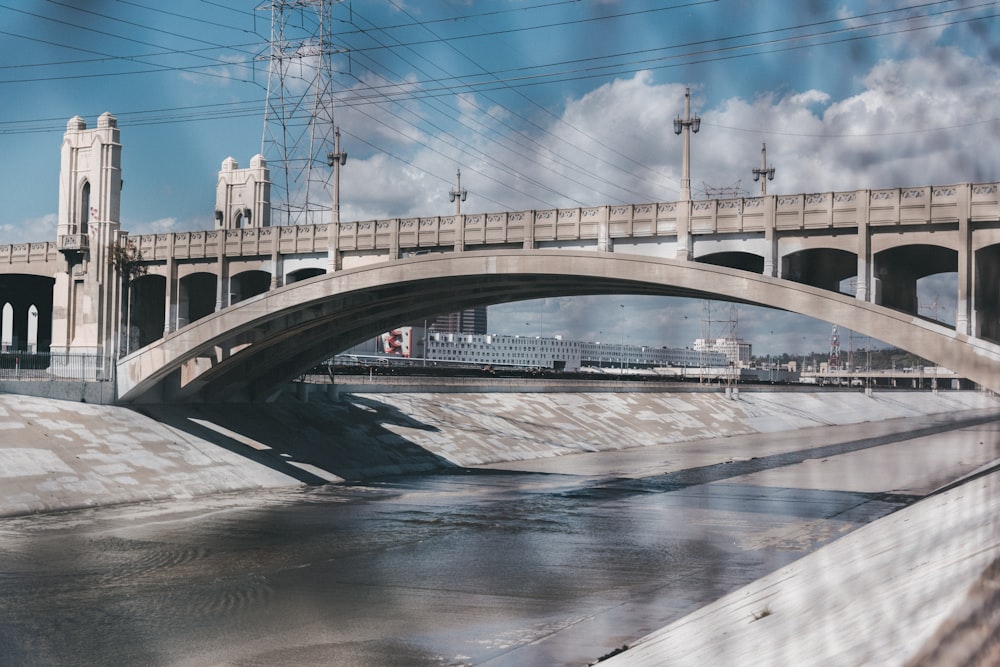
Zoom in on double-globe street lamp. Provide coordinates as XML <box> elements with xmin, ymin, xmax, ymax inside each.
<box><xmin>673</xmin><ymin>87</ymin><xmax>701</xmax><ymax>201</ymax></box>
<box><xmin>752</xmin><ymin>142</ymin><xmax>776</xmax><ymax>196</ymax></box>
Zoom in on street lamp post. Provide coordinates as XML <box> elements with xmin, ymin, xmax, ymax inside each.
<box><xmin>673</xmin><ymin>87</ymin><xmax>701</xmax><ymax>201</ymax></box>
<box><xmin>449</xmin><ymin>169</ymin><xmax>468</xmax><ymax>216</ymax></box>
<box><xmin>751</xmin><ymin>142</ymin><xmax>775</xmax><ymax>196</ymax></box>
<box><xmin>326</xmin><ymin>126</ymin><xmax>347</xmax><ymax>224</ymax></box>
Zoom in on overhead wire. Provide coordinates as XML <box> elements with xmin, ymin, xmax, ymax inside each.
<box><xmin>378</xmin><ymin>0</ymin><xmax>677</xmax><ymax>199</ymax></box>
<box><xmin>0</xmin><ymin>1</ymin><xmax>994</xmax><ymax>142</ymax></box>
<box><xmin>342</xmin><ymin>7</ymin><xmax>637</xmax><ymax>207</ymax></box>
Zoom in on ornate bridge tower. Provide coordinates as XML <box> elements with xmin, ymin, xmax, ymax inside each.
<box><xmin>51</xmin><ymin>112</ymin><xmax>125</xmax><ymax>376</ymax></box>
<box><xmin>215</xmin><ymin>155</ymin><xmax>271</xmax><ymax>230</ymax></box>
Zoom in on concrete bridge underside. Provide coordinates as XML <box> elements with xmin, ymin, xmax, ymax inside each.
<box><xmin>117</xmin><ymin>250</ymin><xmax>1000</xmax><ymax>403</ymax></box>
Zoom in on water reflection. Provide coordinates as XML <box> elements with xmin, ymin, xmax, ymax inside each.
<box><xmin>0</xmin><ymin>470</ymin><xmax>910</xmax><ymax>666</ymax></box>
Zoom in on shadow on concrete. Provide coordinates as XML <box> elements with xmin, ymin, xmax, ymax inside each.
<box><xmin>134</xmin><ymin>395</ymin><xmax>465</xmax><ymax>483</ymax></box>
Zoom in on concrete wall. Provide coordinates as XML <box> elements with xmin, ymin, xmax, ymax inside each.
<box><xmin>1</xmin><ymin>390</ymin><xmax>995</xmax><ymax>517</ymax></box>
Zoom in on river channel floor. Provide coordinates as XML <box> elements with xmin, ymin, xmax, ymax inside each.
<box><xmin>0</xmin><ymin>410</ymin><xmax>998</xmax><ymax>666</ymax></box>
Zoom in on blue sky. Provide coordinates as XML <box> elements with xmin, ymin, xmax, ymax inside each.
<box><xmin>1</xmin><ymin>0</ymin><xmax>998</xmax><ymax>355</ymax></box>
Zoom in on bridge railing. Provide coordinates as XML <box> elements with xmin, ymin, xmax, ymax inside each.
<box><xmin>0</xmin><ymin>351</ymin><xmax>114</xmax><ymax>382</ymax></box>
<box><xmin>0</xmin><ymin>242</ymin><xmax>60</xmax><ymax>266</ymax></box>
<box><xmin>118</xmin><ymin>181</ymin><xmax>1000</xmax><ymax>264</ymax></box>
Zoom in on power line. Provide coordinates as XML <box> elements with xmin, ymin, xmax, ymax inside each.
<box><xmin>343</xmin><ymin>7</ymin><xmax>645</xmax><ymax>207</ymax></box>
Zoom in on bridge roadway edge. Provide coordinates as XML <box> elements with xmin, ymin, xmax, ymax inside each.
<box><xmin>117</xmin><ymin>250</ymin><xmax>1000</xmax><ymax>403</ymax></box>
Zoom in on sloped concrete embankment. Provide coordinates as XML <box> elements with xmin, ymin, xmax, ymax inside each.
<box><xmin>599</xmin><ymin>464</ymin><xmax>1000</xmax><ymax>667</ymax></box>
<box><xmin>0</xmin><ymin>390</ymin><xmax>996</xmax><ymax>516</ymax></box>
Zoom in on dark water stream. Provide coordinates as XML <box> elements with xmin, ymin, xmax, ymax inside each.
<box><xmin>0</xmin><ymin>462</ymin><xmax>910</xmax><ymax>667</ymax></box>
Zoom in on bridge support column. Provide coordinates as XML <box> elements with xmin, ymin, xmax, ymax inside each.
<box><xmin>455</xmin><ymin>214</ymin><xmax>465</xmax><ymax>253</ymax></box>
<box><xmin>855</xmin><ymin>189</ymin><xmax>872</xmax><ymax>301</ymax></box>
<box><xmin>164</xmin><ymin>256</ymin><xmax>176</xmax><ymax>336</ymax></box>
<box><xmin>524</xmin><ymin>211</ymin><xmax>536</xmax><ymax>250</ymax></box>
<box><xmin>676</xmin><ymin>201</ymin><xmax>692</xmax><ymax>261</ymax></box>
<box><xmin>271</xmin><ymin>244</ymin><xmax>282</xmax><ymax>289</ymax></box>
<box><xmin>327</xmin><ymin>221</ymin><xmax>342</xmax><ymax>272</ymax></box>
<box><xmin>216</xmin><ymin>253</ymin><xmax>228</xmax><ymax>311</ymax></box>
<box><xmin>762</xmin><ymin>196</ymin><xmax>776</xmax><ymax>276</ymax></box>
<box><xmin>597</xmin><ymin>206</ymin><xmax>610</xmax><ymax>252</ymax></box>
<box><xmin>956</xmin><ymin>183</ymin><xmax>972</xmax><ymax>335</ymax></box>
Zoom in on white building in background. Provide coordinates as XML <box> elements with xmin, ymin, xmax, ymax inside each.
<box><xmin>693</xmin><ymin>337</ymin><xmax>752</xmax><ymax>368</ymax></box>
<box><xmin>422</xmin><ymin>332</ymin><xmax>727</xmax><ymax>371</ymax></box>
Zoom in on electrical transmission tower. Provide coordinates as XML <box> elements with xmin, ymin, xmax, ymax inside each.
<box><xmin>829</xmin><ymin>325</ymin><xmax>841</xmax><ymax>371</ymax></box>
<box><xmin>259</xmin><ymin>0</ymin><xmax>345</xmax><ymax>226</ymax></box>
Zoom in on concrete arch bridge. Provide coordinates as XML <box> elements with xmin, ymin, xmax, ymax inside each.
<box><xmin>5</xmin><ymin>115</ymin><xmax>1000</xmax><ymax>402</ymax></box>
<box><xmin>116</xmin><ymin>250</ymin><xmax>1000</xmax><ymax>403</ymax></box>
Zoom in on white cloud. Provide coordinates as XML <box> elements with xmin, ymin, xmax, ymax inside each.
<box><xmin>0</xmin><ymin>214</ymin><xmax>57</xmax><ymax>245</ymax></box>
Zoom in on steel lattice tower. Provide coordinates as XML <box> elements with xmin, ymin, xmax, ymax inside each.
<box><xmin>829</xmin><ymin>325</ymin><xmax>841</xmax><ymax>371</ymax></box>
<box><xmin>259</xmin><ymin>0</ymin><xmax>343</xmax><ymax>226</ymax></box>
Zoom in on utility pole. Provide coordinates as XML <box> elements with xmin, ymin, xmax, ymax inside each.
<box><xmin>327</xmin><ymin>126</ymin><xmax>347</xmax><ymax>224</ymax></box>
<box><xmin>751</xmin><ymin>142</ymin><xmax>775</xmax><ymax>196</ymax></box>
<box><xmin>449</xmin><ymin>169</ymin><xmax>468</xmax><ymax>216</ymax></box>
<box><xmin>673</xmin><ymin>87</ymin><xmax>700</xmax><ymax>201</ymax></box>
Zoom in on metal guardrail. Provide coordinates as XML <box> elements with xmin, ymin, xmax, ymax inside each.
<box><xmin>0</xmin><ymin>352</ymin><xmax>114</xmax><ymax>382</ymax></box>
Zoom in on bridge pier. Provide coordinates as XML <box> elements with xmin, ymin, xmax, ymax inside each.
<box><xmin>956</xmin><ymin>187</ymin><xmax>972</xmax><ymax>335</ymax></box>
<box><xmin>50</xmin><ymin>113</ymin><xmax>124</xmax><ymax>375</ymax></box>
<box><xmin>856</xmin><ymin>190</ymin><xmax>871</xmax><ymax>301</ymax></box>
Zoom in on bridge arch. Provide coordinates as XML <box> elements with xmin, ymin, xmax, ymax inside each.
<box><xmin>230</xmin><ymin>270</ymin><xmax>271</xmax><ymax>304</ymax></box>
<box><xmin>875</xmin><ymin>244</ymin><xmax>957</xmax><ymax>317</ymax></box>
<box><xmin>129</xmin><ymin>274</ymin><xmax>166</xmax><ymax>350</ymax></box>
<box><xmin>0</xmin><ymin>274</ymin><xmax>54</xmax><ymax>352</ymax></box>
<box><xmin>781</xmin><ymin>248</ymin><xmax>856</xmax><ymax>293</ymax></box>
<box><xmin>975</xmin><ymin>243</ymin><xmax>1000</xmax><ymax>343</ymax></box>
<box><xmin>286</xmin><ymin>267</ymin><xmax>325</xmax><ymax>284</ymax></box>
<box><xmin>117</xmin><ymin>250</ymin><xmax>1000</xmax><ymax>403</ymax></box>
<box><xmin>696</xmin><ymin>251</ymin><xmax>764</xmax><ymax>274</ymax></box>
<box><xmin>177</xmin><ymin>272</ymin><xmax>217</xmax><ymax>328</ymax></box>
